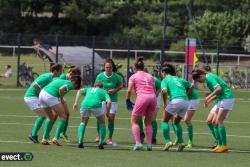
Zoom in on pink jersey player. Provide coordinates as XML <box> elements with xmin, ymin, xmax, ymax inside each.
<box><xmin>129</xmin><ymin>71</ymin><xmax>156</xmax><ymax>116</ymax></box>
<box><xmin>126</xmin><ymin>57</ymin><xmax>156</xmax><ymax>151</ymax></box>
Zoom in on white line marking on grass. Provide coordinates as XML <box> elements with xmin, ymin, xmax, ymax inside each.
<box><xmin>0</xmin><ymin>140</ymin><xmax>249</xmax><ymax>153</ymax></box>
<box><xmin>1</xmin><ymin>122</ymin><xmax>250</xmax><ymax>138</ymax></box>
<box><xmin>1</xmin><ymin>114</ymin><xmax>250</xmax><ymax>124</ymax></box>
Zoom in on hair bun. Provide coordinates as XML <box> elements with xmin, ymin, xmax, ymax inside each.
<box><xmin>138</xmin><ymin>57</ymin><xmax>143</xmax><ymax>62</ymax></box>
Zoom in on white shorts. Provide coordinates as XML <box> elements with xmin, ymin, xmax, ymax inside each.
<box><xmin>156</xmin><ymin>95</ymin><xmax>161</xmax><ymax>109</ymax></box>
<box><xmin>165</xmin><ymin>99</ymin><xmax>189</xmax><ymax>118</ymax></box>
<box><xmin>188</xmin><ymin>99</ymin><xmax>200</xmax><ymax>111</ymax></box>
<box><xmin>102</xmin><ymin>102</ymin><xmax>117</xmax><ymax>114</ymax></box>
<box><xmin>217</xmin><ymin>99</ymin><xmax>235</xmax><ymax>111</ymax></box>
<box><xmin>39</xmin><ymin>90</ymin><xmax>61</xmax><ymax>108</ymax></box>
<box><xmin>210</xmin><ymin>105</ymin><xmax>218</xmax><ymax>114</ymax></box>
<box><xmin>80</xmin><ymin>108</ymin><xmax>104</xmax><ymax>118</ymax></box>
<box><xmin>24</xmin><ymin>96</ymin><xmax>41</xmax><ymax>111</ymax></box>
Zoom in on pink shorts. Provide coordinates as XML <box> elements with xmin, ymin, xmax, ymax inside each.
<box><xmin>132</xmin><ymin>94</ymin><xmax>156</xmax><ymax>116</ymax></box>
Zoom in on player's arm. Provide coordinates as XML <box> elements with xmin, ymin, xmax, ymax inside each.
<box><xmin>205</xmin><ymin>85</ymin><xmax>221</xmax><ymax>104</ymax></box>
<box><xmin>106</xmin><ymin>99</ymin><xmax>112</xmax><ymax>117</ymax></box>
<box><xmin>73</xmin><ymin>89</ymin><xmax>82</xmax><ymax>111</ymax></box>
<box><xmin>161</xmin><ymin>88</ymin><xmax>168</xmax><ymax>109</ymax></box>
<box><xmin>59</xmin><ymin>85</ymin><xmax>68</xmax><ymax>104</ymax></box>
<box><xmin>204</xmin><ymin>93</ymin><xmax>216</xmax><ymax>108</ymax></box>
<box><xmin>33</xmin><ymin>83</ymin><xmax>41</xmax><ymax>94</ymax></box>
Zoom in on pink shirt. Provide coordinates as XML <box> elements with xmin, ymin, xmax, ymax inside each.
<box><xmin>129</xmin><ymin>71</ymin><xmax>155</xmax><ymax>95</ymax></box>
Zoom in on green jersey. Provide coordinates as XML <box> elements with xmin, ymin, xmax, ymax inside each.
<box><xmin>206</xmin><ymin>73</ymin><xmax>234</xmax><ymax>101</ymax></box>
<box><xmin>80</xmin><ymin>87</ymin><xmax>110</xmax><ymax>109</ymax></box>
<box><xmin>59</xmin><ymin>73</ymin><xmax>68</xmax><ymax>80</ymax></box>
<box><xmin>154</xmin><ymin>77</ymin><xmax>161</xmax><ymax>92</ymax></box>
<box><xmin>95</xmin><ymin>72</ymin><xmax>122</xmax><ymax>102</ymax></box>
<box><xmin>161</xmin><ymin>75</ymin><xmax>188</xmax><ymax>101</ymax></box>
<box><xmin>180</xmin><ymin>78</ymin><xmax>200</xmax><ymax>100</ymax></box>
<box><xmin>24</xmin><ymin>73</ymin><xmax>53</xmax><ymax>97</ymax></box>
<box><xmin>43</xmin><ymin>79</ymin><xmax>73</xmax><ymax>97</ymax></box>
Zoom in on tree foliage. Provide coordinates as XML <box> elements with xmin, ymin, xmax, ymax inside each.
<box><xmin>0</xmin><ymin>0</ymin><xmax>249</xmax><ymax>49</ymax></box>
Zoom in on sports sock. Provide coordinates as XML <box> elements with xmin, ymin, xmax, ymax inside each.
<box><xmin>174</xmin><ymin>122</ymin><xmax>184</xmax><ymax>143</ymax></box>
<box><xmin>151</xmin><ymin>121</ymin><xmax>158</xmax><ymax>139</ymax></box>
<box><xmin>96</xmin><ymin>120</ymin><xmax>100</xmax><ymax>135</ymax></box>
<box><xmin>31</xmin><ymin>116</ymin><xmax>45</xmax><ymax>137</ymax></box>
<box><xmin>213</xmin><ymin>125</ymin><xmax>222</xmax><ymax>146</ymax></box>
<box><xmin>218</xmin><ymin>125</ymin><xmax>227</xmax><ymax>146</ymax></box>
<box><xmin>108</xmin><ymin>122</ymin><xmax>114</xmax><ymax>138</ymax></box>
<box><xmin>78</xmin><ymin>123</ymin><xmax>86</xmax><ymax>143</ymax></box>
<box><xmin>145</xmin><ymin>125</ymin><xmax>153</xmax><ymax>145</ymax></box>
<box><xmin>54</xmin><ymin>119</ymin><xmax>66</xmax><ymax>140</ymax></box>
<box><xmin>132</xmin><ymin>123</ymin><xmax>141</xmax><ymax>144</ymax></box>
<box><xmin>186</xmin><ymin>124</ymin><xmax>193</xmax><ymax>142</ymax></box>
<box><xmin>207</xmin><ymin>123</ymin><xmax>216</xmax><ymax>139</ymax></box>
<box><xmin>99</xmin><ymin>124</ymin><xmax>106</xmax><ymax>144</ymax></box>
<box><xmin>61</xmin><ymin>118</ymin><xmax>69</xmax><ymax>136</ymax></box>
<box><xmin>138</xmin><ymin>118</ymin><xmax>144</xmax><ymax>134</ymax></box>
<box><xmin>161</xmin><ymin>122</ymin><xmax>171</xmax><ymax>143</ymax></box>
<box><xmin>43</xmin><ymin>119</ymin><xmax>53</xmax><ymax>140</ymax></box>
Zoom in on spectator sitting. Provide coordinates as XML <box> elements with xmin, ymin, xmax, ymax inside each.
<box><xmin>0</xmin><ymin>65</ymin><xmax>12</xmax><ymax>78</ymax></box>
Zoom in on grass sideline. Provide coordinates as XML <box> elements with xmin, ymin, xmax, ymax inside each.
<box><xmin>0</xmin><ymin>89</ymin><xmax>250</xmax><ymax>167</ymax></box>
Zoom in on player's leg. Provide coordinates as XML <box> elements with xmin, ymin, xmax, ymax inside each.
<box><xmin>161</xmin><ymin>111</ymin><xmax>173</xmax><ymax>151</ymax></box>
<box><xmin>184</xmin><ymin>110</ymin><xmax>195</xmax><ymax>147</ymax></box>
<box><xmin>78</xmin><ymin>111</ymin><xmax>89</xmax><ymax>148</ymax></box>
<box><xmin>60</xmin><ymin>102</ymin><xmax>70</xmax><ymax>142</ymax></box>
<box><xmin>106</xmin><ymin>102</ymin><xmax>117</xmax><ymax>144</ymax></box>
<box><xmin>24</xmin><ymin>97</ymin><xmax>45</xmax><ymax>143</ymax></box>
<box><xmin>51</xmin><ymin>103</ymin><xmax>67</xmax><ymax>146</ymax></box>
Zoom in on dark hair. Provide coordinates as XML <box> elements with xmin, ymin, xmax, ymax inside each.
<box><xmin>51</xmin><ymin>64</ymin><xmax>62</xmax><ymax>72</ymax></box>
<box><xmin>105</xmin><ymin>58</ymin><xmax>117</xmax><ymax>72</ymax></box>
<box><xmin>94</xmin><ymin>80</ymin><xmax>103</xmax><ymax>88</ymax></box>
<box><xmin>70</xmin><ymin>67</ymin><xmax>81</xmax><ymax>75</ymax></box>
<box><xmin>134</xmin><ymin>57</ymin><xmax>144</xmax><ymax>70</ymax></box>
<box><xmin>161</xmin><ymin>63</ymin><xmax>176</xmax><ymax>76</ymax></box>
<box><xmin>192</xmin><ymin>69</ymin><xmax>207</xmax><ymax>80</ymax></box>
<box><xmin>202</xmin><ymin>65</ymin><xmax>211</xmax><ymax>72</ymax></box>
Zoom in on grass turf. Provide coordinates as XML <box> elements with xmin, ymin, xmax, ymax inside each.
<box><xmin>0</xmin><ymin>89</ymin><xmax>250</xmax><ymax>167</ymax></box>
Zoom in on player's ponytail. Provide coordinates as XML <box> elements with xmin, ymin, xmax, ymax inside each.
<box><xmin>134</xmin><ymin>56</ymin><xmax>144</xmax><ymax>70</ymax></box>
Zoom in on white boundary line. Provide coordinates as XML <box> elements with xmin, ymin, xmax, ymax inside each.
<box><xmin>0</xmin><ymin>122</ymin><xmax>250</xmax><ymax>138</ymax></box>
<box><xmin>0</xmin><ymin>139</ymin><xmax>249</xmax><ymax>153</ymax></box>
<box><xmin>1</xmin><ymin>114</ymin><xmax>250</xmax><ymax>124</ymax></box>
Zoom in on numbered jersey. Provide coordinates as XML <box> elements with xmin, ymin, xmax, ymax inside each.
<box><xmin>80</xmin><ymin>87</ymin><xmax>110</xmax><ymax>109</ymax></box>
<box><xmin>161</xmin><ymin>75</ymin><xmax>188</xmax><ymax>101</ymax></box>
<box><xmin>129</xmin><ymin>71</ymin><xmax>155</xmax><ymax>95</ymax></box>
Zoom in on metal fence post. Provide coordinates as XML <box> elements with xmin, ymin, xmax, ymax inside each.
<box><xmin>216</xmin><ymin>40</ymin><xmax>220</xmax><ymax>76</ymax></box>
<box><xmin>92</xmin><ymin>36</ymin><xmax>96</xmax><ymax>86</ymax></box>
<box><xmin>16</xmin><ymin>33</ymin><xmax>21</xmax><ymax>87</ymax></box>
<box><xmin>126</xmin><ymin>39</ymin><xmax>130</xmax><ymax>88</ymax></box>
<box><xmin>55</xmin><ymin>34</ymin><xmax>59</xmax><ymax>63</ymax></box>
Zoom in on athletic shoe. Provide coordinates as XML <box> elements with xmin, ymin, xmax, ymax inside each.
<box><xmin>98</xmin><ymin>143</ymin><xmax>104</xmax><ymax>149</ymax></box>
<box><xmin>106</xmin><ymin>138</ymin><xmax>113</xmax><ymax>145</ymax></box>
<box><xmin>177</xmin><ymin>143</ymin><xmax>185</xmax><ymax>152</ymax></box>
<box><xmin>140</xmin><ymin>132</ymin><xmax>145</xmax><ymax>143</ymax></box>
<box><xmin>40</xmin><ymin>139</ymin><xmax>50</xmax><ymax>145</ymax></box>
<box><xmin>133</xmin><ymin>144</ymin><xmax>143</xmax><ymax>151</ymax></box>
<box><xmin>95</xmin><ymin>134</ymin><xmax>100</xmax><ymax>142</ymax></box>
<box><xmin>210</xmin><ymin>145</ymin><xmax>221</xmax><ymax>152</ymax></box>
<box><xmin>173</xmin><ymin>138</ymin><xmax>178</xmax><ymax>146</ymax></box>
<box><xmin>52</xmin><ymin>138</ymin><xmax>62</xmax><ymax>146</ymax></box>
<box><xmin>211</xmin><ymin>141</ymin><xmax>217</xmax><ymax>149</ymax></box>
<box><xmin>214</xmin><ymin>146</ymin><xmax>229</xmax><ymax>153</ymax></box>
<box><xmin>163</xmin><ymin>142</ymin><xmax>173</xmax><ymax>151</ymax></box>
<box><xmin>186</xmin><ymin>140</ymin><xmax>193</xmax><ymax>148</ymax></box>
<box><xmin>28</xmin><ymin>134</ymin><xmax>39</xmax><ymax>143</ymax></box>
<box><xmin>60</xmin><ymin>134</ymin><xmax>70</xmax><ymax>142</ymax></box>
<box><xmin>78</xmin><ymin>142</ymin><xmax>84</xmax><ymax>148</ymax></box>
<box><xmin>147</xmin><ymin>144</ymin><xmax>152</xmax><ymax>151</ymax></box>
<box><xmin>152</xmin><ymin>138</ymin><xmax>157</xmax><ymax>145</ymax></box>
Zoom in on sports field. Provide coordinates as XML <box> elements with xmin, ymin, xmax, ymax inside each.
<box><xmin>0</xmin><ymin>89</ymin><xmax>250</xmax><ymax>167</ymax></box>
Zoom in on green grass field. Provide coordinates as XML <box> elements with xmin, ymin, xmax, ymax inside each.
<box><xmin>0</xmin><ymin>89</ymin><xmax>250</xmax><ymax>167</ymax></box>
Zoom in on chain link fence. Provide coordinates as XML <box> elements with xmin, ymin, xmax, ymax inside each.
<box><xmin>0</xmin><ymin>33</ymin><xmax>250</xmax><ymax>88</ymax></box>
